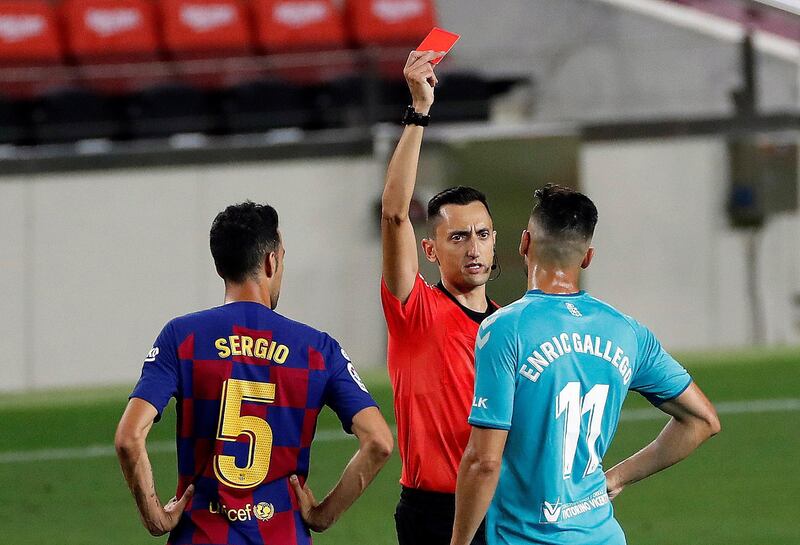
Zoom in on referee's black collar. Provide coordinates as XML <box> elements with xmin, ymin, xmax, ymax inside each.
<box><xmin>435</xmin><ymin>281</ymin><xmax>499</xmax><ymax>325</ymax></box>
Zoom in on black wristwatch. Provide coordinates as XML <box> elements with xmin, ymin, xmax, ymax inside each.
<box><xmin>401</xmin><ymin>105</ymin><xmax>430</xmax><ymax>127</ymax></box>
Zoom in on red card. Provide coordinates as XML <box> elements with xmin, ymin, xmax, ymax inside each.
<box><xmin>417</xmin><ymin>27</ymin><xmax>460</xmax><ymax>65</ymax></box>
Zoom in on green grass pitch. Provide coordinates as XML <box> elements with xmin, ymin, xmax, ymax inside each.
<box><xmin>0</xmin><ymin>349</ymin><xmax>798</xmax><ymax>544</ymax></box>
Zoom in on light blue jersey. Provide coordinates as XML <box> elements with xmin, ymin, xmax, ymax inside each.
<box><xmin>469</xmin><ymin>290</ymin><xmax>692</xmax><ymax>545</ymax></box>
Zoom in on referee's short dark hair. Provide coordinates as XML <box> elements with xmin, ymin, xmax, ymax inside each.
<box><xmin>530</xmin><ymin>184</ymin><xmax>597</xmax><ymax>242</ymax></box>
<box><xmin>427</xmin><ymin>186</ymin><xmax>491</xmax><ymax>234</ymax></box>
<box><xmin>210</xmin><ymin>201</ymin><xmax>280</xmax><ymax>283</ymax></box>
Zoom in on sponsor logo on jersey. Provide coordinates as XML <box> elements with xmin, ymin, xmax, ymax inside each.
<box><xmin>253</xmin><ymin>501</ymin><xmax>275</xmax><ymax>522</ymax></box>
<box><xmin>0</xmin><ymin>15</ymin><xmax>45</xmax><ymax>43</ymax></box>
<box><xmin>209</xmin><ymin>500</ymin><xmax>275</xmax><ymax>522</ymax></box>
<box><xmin>372</xmin><ymin>0</ymin><xmax>424</xmax><ymax>23</ymax></box>
<box><xmin>472</xmin><ymin>397</ymin><xmax>488</xmax><ymax>409</ymax></box>
<box><xmin>144</xmin><ymin>347</ymin><xmax>159</xmax><ymax>362</ymax></box>
<box><xmin>347</xmin><ymin>362</ymin><xmax>369</xmax><ymax>393</ymax></box>
<box><xmin>180</xmin><ymin>4</ymin><xmax>237</xmax><ymax>32</ymax></box>
<box><xmin>274</xmin><ymin>1</ymin><xmax>328</xmax><ymax>28</ymax></box>
<box><xmin>541</xmin><ymin>499</ymin><xmax>562</xmax><ymax>523</ymax></box>
<box><xmin>566</xmin><ymin>302</ymin><xmax>582</xmax><ymax>317</ymax></box>
<box><xmin>540</xmin><ymin>489</ymin><xmax>609</xmax><ymax>524</ymax></box>
<box><xmin>85</xmin><ymin>8</ymin><xmax>142</xmax><ymax>37</ymax></box>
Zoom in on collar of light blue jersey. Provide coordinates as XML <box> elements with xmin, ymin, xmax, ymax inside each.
<box><xmin>526</xmin><ymin>289</ymin><xmax>585</xmax><ymax>297</ymax></box>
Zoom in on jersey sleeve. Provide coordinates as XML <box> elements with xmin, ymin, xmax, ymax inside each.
<box><xmin>380</xmin><ymin>274</ymin><xmax>437</xmax><ymax>335</ymax></box>
<box><xmin>468</xmin><ymin>314</ymin><xmax>518</xmax><ymax>431</ymax></box>
<box><xmin>130</xmin><ymin>322</ymin><xmax>180</xmax><ymax>422</ymax></box>
<box><xmin>629</xmin><ymin>321</ymin><xmax>692</xmax><ymax>406</ymax></box>
<box><xmin>322</xmin><ymin>335</ymin><xmax>378</xmax><ymax>434</ymax></box>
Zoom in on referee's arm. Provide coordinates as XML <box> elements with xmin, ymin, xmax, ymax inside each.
<box><xmin>381</xmin><ymin>50</ymin><xmax>439</xmax><ymax>303</ymax></box>
<box><xmin>451</xmin><ymin>427</ymin><xmax>509</xmax><ymax>545</ymax></box>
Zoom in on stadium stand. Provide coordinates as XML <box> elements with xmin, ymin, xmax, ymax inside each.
<box><xmin>0</xmin><ymin>0</ymin><xmax>65</xmax><ymax>142</ymax></box>
<box><xmin>0</xmin><ymin>0</ymin><xmax>525</xmax><ymax>145</ymax></box>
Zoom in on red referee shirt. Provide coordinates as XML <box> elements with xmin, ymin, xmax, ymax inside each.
<box><xmin>381</xmin><ymin>274</ymin><xmax>499</xmax><ymax>493</ymax></box>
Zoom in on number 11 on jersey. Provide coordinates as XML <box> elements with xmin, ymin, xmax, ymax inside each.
<box><xmin>556</xmin><ymin>382</ymin><xmax>609</xmax><ymax>480</ymax></box>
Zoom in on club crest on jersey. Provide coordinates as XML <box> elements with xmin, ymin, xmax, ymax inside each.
<box><xmin>565</xmin><ymin>303</ymin><xmax>582</xmax><ymax>317</ymax></box>
<box><xmin>144</xmin><ymin>347</ymin><xmax>159</xmax><ymax>362</ymax></box>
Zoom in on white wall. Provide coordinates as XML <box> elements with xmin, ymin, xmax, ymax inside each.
<box><xmin>0</xmin><ymin>157</ymin><xmax>385</xmax><ymax>392</ymax></box>
<box><xmin>581</xmin><ymin>137</ymin><xmax>800</xmax><ymax>349</ymax></box>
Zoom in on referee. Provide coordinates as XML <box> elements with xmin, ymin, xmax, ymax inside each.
<box><xmin>380</xmin><ymin>50</ymin><xmax>498</xmax><ymax>545</ymax></box>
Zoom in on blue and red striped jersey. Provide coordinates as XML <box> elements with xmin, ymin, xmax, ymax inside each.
<box><xmin>130</xmin><ymin>301</ymin><xmax>377</xmax><ymax>545</ymax></box>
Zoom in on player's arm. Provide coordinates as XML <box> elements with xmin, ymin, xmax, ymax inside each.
<box><xmin>290</xmin><ymin>406</ymin><xmax>393</xmax><ymax>532</ymax></box>
<box><xmin>115</xmin><ymin>398</ymin><xmax>194</xmax><ymax>536</ymax></box>
<box><xmin>605</xmin><ymin>382</ymin><xmax>720</xmax><ymax>500</ymax></box>
<box><xmin>451</xmin><ymin>427</ymin><xmax>508</xmax><ymax>545</ymax></box>
<box><xmin>381</xmin><ymin>50</ymin><xmax>441</xmax><ymax>302</ymax></box>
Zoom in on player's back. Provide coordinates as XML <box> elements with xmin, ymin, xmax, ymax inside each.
<box><xmin>470</xmin><ymin>290</ymin><xmax>691</xmax><ymax>545</ymax></box>
<box><xmin>131</xmin><ymin>301</ymin><xmax>376</xmax><ymax>545</ymax></box>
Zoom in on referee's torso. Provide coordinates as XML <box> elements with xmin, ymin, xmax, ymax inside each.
<box><xmin>381</xmin><ymin>273</ymin><xmax>499</xmax><ymax>493</ymax></box>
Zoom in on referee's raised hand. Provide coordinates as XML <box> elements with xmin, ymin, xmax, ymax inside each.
<box><xmin>403</xmin><ymin>50</ymin><xmax>444</xmax><ymax>115</ymax></box>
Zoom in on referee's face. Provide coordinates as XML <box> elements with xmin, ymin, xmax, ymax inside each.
<box><xmin>428</xmin><ymin>201</ymin><xmax>496</xmax><ymax>290</ymax></box>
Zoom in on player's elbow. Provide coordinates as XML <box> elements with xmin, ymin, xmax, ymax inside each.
<box><xmin>114</xmin><ymin>425</ymin><xmax>144</xmax><ymax>458</ymax></box>
<box><xmin>462</xmin><ymin>447</ymin><xmax>501</xmax><ymax>477</ymax></box>
<box><xmin>473</xmin><ymin>457</ymin><xmax>502</xmax><ymax>476</ymax></box>
<box><xmin>146</xmin><ymin>522</ymin><xmax>168</xmax><ymax>537</ymax></box>
<box><xmin>702</xmin><ymin>407</ymin><xmax>722</xmax><ymax>438</ymax></box>
<box><xmin>363</xmin><ymin>428</ymin><xmax>394</xmax><ymax>462</ymax></box>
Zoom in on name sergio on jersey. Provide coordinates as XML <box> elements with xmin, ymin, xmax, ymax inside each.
<box><xmin>215</xmin><ymin>335</ymin><xmax>290</xmax><ymax>364</ymax></box>
<box><xmin>520</xmin><ymin>333</ymin><xmax>632</xmax><ymax>385</ymax></box>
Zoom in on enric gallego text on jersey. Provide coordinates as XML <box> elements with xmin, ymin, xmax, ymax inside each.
<box><xmin>520</xmin><ymin>333</ymin><xmax>633</xmax><ymax>384</ymax></box>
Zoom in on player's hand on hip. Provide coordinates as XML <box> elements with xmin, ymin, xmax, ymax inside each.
<box><xmin>604</xmin><ymin>471</ymin><xmax>624</xmax><ymax>501</ymax></box>
<box><xmin>152</xmin><ymin>484</ymin><xmax>194</xmax><ymax>535</ymax></box>
<box><xmin>404</xmin><ymin>50</ymin><xmax>444</xmax><ymax>115</ymax></box>
<box><xmin>290</xmin><ymin>474</ymin><xmax>329</xmax><ymax>532</ymax></box>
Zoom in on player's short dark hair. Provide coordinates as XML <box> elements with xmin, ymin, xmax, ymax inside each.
<box><xmin>210</xmin><ymin>201</ymin><xmax>280</xmax><ymax>283</ymax></box>
<box><xmin>530</xmin><ymin>184</ymin><xmax>597</xmax><ymax>242</ymax></box>
<box><xmin>427</xmin><ymin>186</ymin><xmax>491</xmax><ymax>234</ymax></box>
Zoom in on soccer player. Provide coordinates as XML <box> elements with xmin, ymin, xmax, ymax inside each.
<box><xmin>381</xmin><ymin>50</ymin><xmax>499</xmax><ymax>545</ymax></box>
<box><xmin>451</xmin><ymin>185</ymin><xmax>721</xmax><ymax>545</ymax></box>
<box><xmin>115</xmin><ymin>201</ymin><xmax>393</xmax><ymax>545</ymax></box>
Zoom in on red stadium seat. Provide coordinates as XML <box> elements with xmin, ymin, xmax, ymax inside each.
<box><xmin>0</xmin><ymin>0</ymin><xmax>65</xmax><ymax>97</ymax></box>
<box><xmin>251</xmin><ymin>0</ymin><xmax>346</xmax><ymax>53</ymax></box>
<box><xmin>160</xmin><ymin>0</ymin><xmax>253</xmax><ymax>59</ymax></box>
<box><xmin>251</xmin><ymin>0</ymin><xmax>354</xmax><ymax>85</ymax></box>
<box><xmin>60</xmin><ymin>0</ymin><xmax>163</xmax><ymax>93</ymax></box>
<box><xmin>345</xmin><ymin>0</ymin><xmax>435</xmax><ymax>46</ymax></box>
<box><xmin>60</xmin><ymin>0</ymin><xmax>160</xmax><ymax>63</ymax></box>
<box><xmin>0</xmin><ymin>0</ymin><xmax>63</xmax><ymax>66</ymax></box>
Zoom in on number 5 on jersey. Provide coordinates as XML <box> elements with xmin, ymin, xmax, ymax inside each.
<box><xmin>556</xmin><ymin>382</ymin><xmax>609</xmax><ymax>480</ymax></box>
<box><xmin>214</xmin><ymin>379</ymin><xmax>276</xmax><ymax>489</ymax></box>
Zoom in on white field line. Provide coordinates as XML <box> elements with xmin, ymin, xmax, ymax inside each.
<box><xmin>1</xmin><ymin>398</ymin><xmax>798</xmax><ymax>465</ymax></box>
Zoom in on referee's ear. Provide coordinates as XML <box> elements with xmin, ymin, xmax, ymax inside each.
<box><xmin>421</xmin><ymin>238</ymin><xmax>438</xmax><ymax>263</ymax></box>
